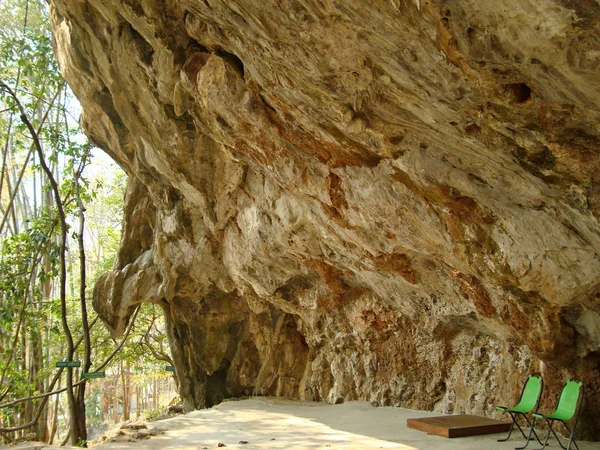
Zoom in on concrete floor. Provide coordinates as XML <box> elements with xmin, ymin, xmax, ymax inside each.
<box><xmin>98</xmin><ymin>398</ymin><xmax>598</xmax><ymax>450</ymax></box>
<box><xmin>7</xmin><ymin>398</ymin><xmax>599</xmax><ymax>450</ymax></box>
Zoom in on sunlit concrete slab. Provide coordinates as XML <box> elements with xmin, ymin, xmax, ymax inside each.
<box><xmin>6</xmin><ymin>398</ymin><xmax>598</xmax><ymax>450</ymax></box>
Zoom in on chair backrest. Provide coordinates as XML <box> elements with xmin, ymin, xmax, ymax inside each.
<box><xmin>514</xmin><ymin>374</ymin><xmax>543</xmax><ymax>412</ymax></box>
<box><xmin>553</xmin><ymin>379</ymin><xmax>584</xmax><ymax>421</ymax></box>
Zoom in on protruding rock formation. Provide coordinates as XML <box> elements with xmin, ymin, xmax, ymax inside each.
<box><xmin>50</xmin><ymin>0</ymin><xmax>600</xmax><ymax>438</ymax></box>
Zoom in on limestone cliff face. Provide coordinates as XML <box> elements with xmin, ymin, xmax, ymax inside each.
<box><xmin>50</xmin><ymin>0</ymin><xmax>600</xmax><ymax>438</ymax></box>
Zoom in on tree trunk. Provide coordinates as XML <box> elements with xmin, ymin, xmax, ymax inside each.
<box><xmin>73</xmin><ymin>173</ymin><xmax>91</xmax><ymax>445</ymax></box>
<box><xmin>136</xmin><ymin>384</ymin><xmax>140</xmax><ymax>418</ymax></box>
<box><xmin>48</xmin><ymin>381</ymin><xmax>61</xmax><ymax>444</ymax></box>
<box><xmin>6</xmin><ymin>84</ymin><xmax>85</xmax><ymax>446</ymax></box>
<box><xmin>153</xmin><ymin>376</ymin><xmax>157</xmax><ymax>410</ymax></box>
<box><xmin>31</xmin><ymin>329</ymin><xmax>48</xmax><ymax>442</ymax></box>
<box><xmin>20</xmin><ymin>332</ymin><xmax>28</xmax><ymax>432</ymax></box>
<box><xmin>113</xmin><ymin>368</ymin><xmax>119</xmax><ymax>424</ymax></box>
<box><xmin>32</xmin><ymin>239</ymin><xmax>53</xmax><ymax>443</ymax></box>
<box><xmin>122</xmin><ymin>361</ymin><xmax>131</xmax><ymax>421</ymax></box>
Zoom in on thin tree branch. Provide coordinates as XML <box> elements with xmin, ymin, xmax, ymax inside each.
<box><xmin>68</xmin><ymin>104</ymin><xmax>93</xmax><ymax>412</ymax></box>
<box><xmin>0</xmin><ymin>79</ymin><xmax>80</xmax><ymax>442</ymax></box>
<box><xmin>0</xmin><ymin>305</ymin><xmax>140</xmax><ymax>417</ymax></box>
<box><xmin>140</xmin><ymin>336</ymin><xmax>174</xmax><ymax>366</ymax></box>
<box><xmin>0</xmin><ymin>386</ymin><xmax>11</xmax><ymax>403</ymax></box>
<box><xmin>95</xmin><ymin>305</ymin><xmax>141</xmax><ymax>372</ymax></box>
<box><xmin>60</xmin><ymin>428</ymin><xmax>71</xmax><ymax>447</ymax></box>
<box><xmin>0</xmin><ymin>85</ymin><xmax>63</xmax><ymax>236</ymax></box>
<box><xmin>0</xmin><ymin>316</ymin><xmax>98</xmax><ymax>411</ymax></box>
<box><xmin>0</xmin><ymin>229</ymin><xmax>55</xmax><ymax>389</ymax></box>
<box><xmin>0</xmin><ymin>0</ymin><xmax>30</xmax><ymax>205</ymax></box>
<box><xmin>4</xmin><ymin>164</ymin><xmax>19</xmax><ymax>233</ymax></box>
<box><xmin>1</xmin><ymin>86</ymin><xmax>80</xmax><ymax>123</ymax></box>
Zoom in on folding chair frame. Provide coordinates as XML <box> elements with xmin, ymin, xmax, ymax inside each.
<box><xmin>530</xmin><ymin>379</ymin><xmax>584</xmax><ymax>450</ymax></box>
<box><xmin>496</xmin><ymin>373</ymin><xmax>544</xmax><ymax>448</ymax></box>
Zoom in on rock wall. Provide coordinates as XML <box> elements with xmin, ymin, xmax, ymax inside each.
<box><xmin>50</xmin><ymin>0</ymin><xmax>600</xmax><ymax>439</ymax></box>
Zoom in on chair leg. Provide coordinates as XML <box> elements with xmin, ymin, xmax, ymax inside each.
<box><xmin>531</xmin><ymin>418</ymin><xmax>581</xmax><ymax>450</ymax></box>
<box><xmin>551</xmin><ymin>429</ymin><xmax>567</xmax><ymax>449</ymax></box>
<box><xmin>561</xmin><ymin>419</ymin><xmax>580</xmax><ymax>450</ymax></box>
<box><xmin>554</xmin><ymin>420</ymin><xmax>580</xmax><ymax>450</ymax></box>
<box><xmin>498</xmin><ymin>412</ymin><xmax>518</xmax><ymax>442</ymax></box>
<box><xmin>531</xmin><ymin>419</ymin><xmax>554</xmax><ymax>450</ymax></box>
<box><xmin>565</xmin><ymin>428</ymin><xmax>579</xmax><ymax>450</ymax></box>
<box><xmin>521</xmin><ymin>415</ymin><xmax>543</xmax><ymax>444</ymax></box>
<box><xmin>515</xmin><ymin>416</ymin><xmax>539</xmax><ymax>450</ymax></box>
<box><xmin>514</xmin><ymin>416</ymin><xmax>530</xmax><ymax>440</ymax></box>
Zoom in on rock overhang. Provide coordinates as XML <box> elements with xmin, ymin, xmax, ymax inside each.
<box><xmin>50</xmin><ymin>0</ymin><xmax>600</xmax><ymax>438</ymax></box>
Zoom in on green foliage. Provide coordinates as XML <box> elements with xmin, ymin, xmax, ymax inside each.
<box><xmin>85</xmin><ymin>386</ymin><xmax>104</xmax><ymax>427</ymax></box>
<box><xmin>0</xmin><ymin>0</ymin><xmax>176</xmax><ymax>440</ymax></box>
<box><xmin>85</xmin><ymin>169</ymin><xmax>127</xmax><ymax>286</ymax></box>
<box><xmin>0</xmin><ymin>212</ymin><xmax>61</xmax><ymax>391</ymax></box>
<box><xmin>0</xmin><ymin>0</ymin><xmax>124</xmax><ymax>438</ymax></box>
<box><xmin>143</xmin><ymin>405</ymin><xmax>168</xmax><ymax>422</ymax></box>
<box><xmin>0</xmin><ymin>0</ymin><xmax>61</xmax><ymax>97</ymax></box>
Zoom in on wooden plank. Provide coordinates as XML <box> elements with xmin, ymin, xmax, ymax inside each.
<box><xmin>407</xmin><ymin>415</ymin><xmax>511</xmax><ymax>438</ymax></box>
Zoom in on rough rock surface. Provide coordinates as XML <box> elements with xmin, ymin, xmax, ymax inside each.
<box><xmin>49</xmin><ymin>0</ymin><xmax>600</xmax><ymax>439</ymax></box>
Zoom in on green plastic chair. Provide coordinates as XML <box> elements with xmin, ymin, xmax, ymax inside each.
<box><xmin>495</xmin><ymin>373</ymin><xmax>544</xmax><ymax>446</ymax></box>
<box><xmin>528</xmin><ymin>378</ymin><xmax>584</xmax><ymax>450</ymax></box>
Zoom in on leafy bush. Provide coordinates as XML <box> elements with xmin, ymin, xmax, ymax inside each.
<box><xmin>143</xmin><ymin>406</ymin><xmax>168</xmax><ymax>422</ymax></box>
